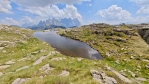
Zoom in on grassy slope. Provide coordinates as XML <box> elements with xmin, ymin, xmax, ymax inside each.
<box><xmin>0</xmin><ymin>24</ymin><xmax>149</xmax><ymax>84</ymax></box>
<box><xmin>0</xmin><ymin>25</ymin><xmax>100</xmax><ymax>84</ymax></box>
<box><xmin>59</xmin><ymin>24</ymin><xmax>149</xmax><ymax>83</ymax></box>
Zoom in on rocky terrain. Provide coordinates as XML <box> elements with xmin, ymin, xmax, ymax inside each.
<box><xmin>59</xmin><ymin>23</ymin><xmax>149</xmax><ymax>84</ymax></box>
<box><xmin>0</xmin><ymin>24</ymin><xmax>149</xmax><ymax>84</ymax></box>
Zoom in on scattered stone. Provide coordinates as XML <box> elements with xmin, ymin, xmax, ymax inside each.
<box><xmin>11</xmin><ymin>78</ymin><xmax>30</xmax><ymax>84</ymax></box>
<box><xmin>115</xmin><ymin>60</ymin><xmax>120</xmax><ymax>64</ymax></box>
<box><xmin>120</xmin><ymin>70</ymin><xmax>127</xmax><ymax>77</ymax></box>
<box><xmin>31</xmin><ymin>51</ymin><xmax>40</xmax><ymax>55</ymax></box>
<box><xmin>0</xmin><ymin>47</ymin><xmax>4</xmax><ymax>50</ymax></box>
<box><xmin>16</xmin><ymin>66</ymin><xmax>29</xmax><ymax>72</ymax></box>
<box><xmin>39</xmin><ymin>64</ymin><xmax>54</xmax><ymax>74</ymax></box>
<box><xmin>77</xmin><ymin>58</ymin><xmax>83</xmax><ymax>61</ymax></box>
<box><xmin>135</xmin><ymin>77</ymin><xmax>147</xmax><ymax>82</ymax></box>
<box><xmin>17</xmin><ymin>58</ymin><xmax>27</xmax><ymax>62</ymax></box>
<box><xmin>121</xmin><ymin>72</ymin><xmax>127</xmax><ymax>77</ymax></box>
<box><xmin>105</xmin><ymin>66</ymin><xmax>111</xmax><ymax>71</ymax></box>
<box><xmin>130</xmin><ymin>56</ymin><xmax>134</xmax><ymax>59</ymax></box>
<box><xmin>142</xmin><ymin>59</ymin><xmax>149</xmax><ymax>62</ymax></box>
<box><xmin>146</xmin><ymin>64</ymin><xmax>149</xmax><ymax>69</ymax></box>
<box><xmin>0</xmin><ymin>72</ymin><xmax>3</xmax><ymax>76</ymax></box>
<box><xmin>112</xmin><ymin>70</ymin><xmax>132</xmax><ymax>83</ymax></box>
<box><xmin>33</xmin><ymin>56</ymin><xmax>47</xmax><ymax>65</ymax></box>
<box><xmin>47</xmin><ymin>51</ymin><xmax>57</xmax><ymax>56</ymax></box>
<box><xmin>122</xmin><ymin>59</ymin><xmax>127</xmax><ymax>61</ymax></box>
<box><xmin>59</xmin><ymin>70</ymin><xmax>69</xmax><ymax>76</ymax></box>
<box><xmin>106</xmin><ymin>52</ymin><xmax>110</xmax><ymax>57</ymax></box>
<box><xmin>90</xmin><ymin>69</ymin><xmax>117</xmax><ymax>84</ymax></box>
<box><xmin>0</xmin><ymin>65</ymin><xmax>10</xmax><ymax>69</ymax></box>
<box><xmin>90</xmin><ymin>70</ymin><xmax>102</xmax><ymax>84</ymax></box>
<box><xmin>128</xmin><ymin>70</ymin><xmax>136</xmax><ymax>77</ymax></box>
<box><xmin>104</xmin><ymin>76</ymin><xmax>117</xmax><ymax>84</ymax></box>
<box><xmin>5</xmin><ymin>60</ymin><xmax>15</xmax><ymax>65</ymax></box>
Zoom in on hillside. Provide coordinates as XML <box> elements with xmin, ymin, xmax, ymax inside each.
<box><xmin>59</xmin><ymin>23</ymin><xmax>149</xmax><ymax>84</ymax></box>
<box><xmin>0</xmin><ymin>24</ymin><xmax>149</xmax><ymax>84</ymax></box>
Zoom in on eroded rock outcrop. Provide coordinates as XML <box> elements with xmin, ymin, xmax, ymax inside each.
<box><xmin>138</xmin><ymin>28</ymin><xmax>149</xmax><ymax>44</ymax></box>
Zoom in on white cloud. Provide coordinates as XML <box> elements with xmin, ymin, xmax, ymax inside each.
<box><xmin>18</xmin><ymin>5</ymin><xmax>82</xmax><ymax>20</ymax></box>
<box><xmin>11</xmin><ymin>0</ymin><xmax>91</xmax><ymax>7</ymax></box>
<box><xmin>0</xmin><ymin>17</ymin><xmax>19</xmax><ymax>25</ymax></box>
<box><xmin>96</xmin><ymin>5</ymin><xmax>131</xmax><ymax>21</ymax></box>
<box><xmin>0</xmin><ymin>0</ymin><xmax>12</xmax><ymax>14</ymax></box>
<box><xmin>20</xmin><ymin>16</ymin><xmax>34</xmax><ymax>24</ymax></box>
<box><xmin>131</xmin><ymin>15</ymin><xmax>149</xmax><ymax>23</ymax></box>
<box><xmin>129</xmin><ymin>0</ymin><xmax>149</xmax><ymax>6</ymax></box>
<box><xmin>137</xmin><ymin>6</ymin><xmax>149</xmax><ymax>14</ymax></box>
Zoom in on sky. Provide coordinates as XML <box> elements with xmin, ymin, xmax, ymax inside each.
<box><xmin>0</xmin><ymin>0</ymin><xmax>149</xmax><ymax>26</ymax></box>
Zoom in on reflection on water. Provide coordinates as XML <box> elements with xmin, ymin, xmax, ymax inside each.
<box><xmin>33</xmin><ymin>31</ymin><xmax>103</xmax><ymax>60</ymax></box>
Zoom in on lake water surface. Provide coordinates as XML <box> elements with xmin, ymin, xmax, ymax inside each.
<box><xmin>33</xmin><ymin>31</ymin><xmax>103</xmax><ymax>60</ymax></box>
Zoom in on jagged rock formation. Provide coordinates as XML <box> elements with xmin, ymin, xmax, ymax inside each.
<box><xmin>138</xmin><ymin>28</ymin><xmax>149</xmax><ymax>44</ymax></box>
<box><xmin>24</xmin><ymin>18</ymin><xmax>81</xmax><ymax>30</ymax></box>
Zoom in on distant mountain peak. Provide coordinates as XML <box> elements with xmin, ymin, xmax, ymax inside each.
<box><xmin>23</xmin><ymin>18</ymin><xmax>81</xmax><ymax>30</ymax></box>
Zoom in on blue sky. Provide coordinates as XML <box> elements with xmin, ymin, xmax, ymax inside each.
<box><xmin>0</xmin><ymin>0</ymin><xmax>149</xmax><ymax>26</ymax></box>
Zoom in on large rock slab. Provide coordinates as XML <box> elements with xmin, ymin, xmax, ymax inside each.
<box><xmin>90</xmin><ymin>69</ymin><xmax>117</xmax><ymax>84</ymax></box>
<box><xmin>11</xmin><ymin>78</ymin><xmax>30</xmax><ymax>84</ymax></box>
<box><xmin>0</xmin><ymin>65</ymin><xmax>10</xmax><ymax>69</ymax></box>
<box><xmin>33</xmin><ymin>56</ymin><xmax>47</xmax><ymax>65</ymax></box>
<box><xmin>39</xmin><ymin>64</ymin><xmax>54</xmax><ymax>74</ymax></box>
<box><xmin>111</xmin><ymin>70</ymin><xmax>132</xmax><ymax>83</ymax></box>
<box><xmin>16</xmin><ymin>66</ymin><xmax>29</xmax><ymax>72</ymax></box>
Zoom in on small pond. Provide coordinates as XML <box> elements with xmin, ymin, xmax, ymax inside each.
<box><xmin>33</xmin><ymin>31</ymin><xmax>103</xmax><ymax>60</ymax></box>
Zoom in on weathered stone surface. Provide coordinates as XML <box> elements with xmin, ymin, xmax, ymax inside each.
<box><xmin>142</xmin><ymin>59</ymin><xmax>149</xmax><ymax>63</ymax></box>
<box><xmin>16</xmin><ymin>66</ymin><xmax>29</xmax><ymax>72</ymax></box>
<box><xmin>138</xmin><ymin>29</ymin><xmax>149</xmax><ymax>44</ymax></box>
<box><xmin>128</xmin><ymin>70</ymin><xmax>136</xmax><ymax>77</ymax></box>
<box><xmin>90</xmin><ymin>69</ymin><xmax>117</xmax><ymax>84</ymax></box>
<box><xmin>112</xmin><ymin>70</ymin><xmax>132</xmax><ymax>83</ymax></box>
<box><xmin>33</xmin><ymin>56</ymin><xmax>47</xmax><ymax>65</ymax></box>
<box><xmin>0</xmin><ymin>65</ymin><xmax>10</xmax><ymax>69</ymax></box>
<box><xmin>39</xmin><ymin>64</ymin><xmax>54</xmax><ymax>74</ymax></box>
<box><xmin>11</xmin><ymin>78</ymin><xmax>30</xmax><ymax>84</ymax></box>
